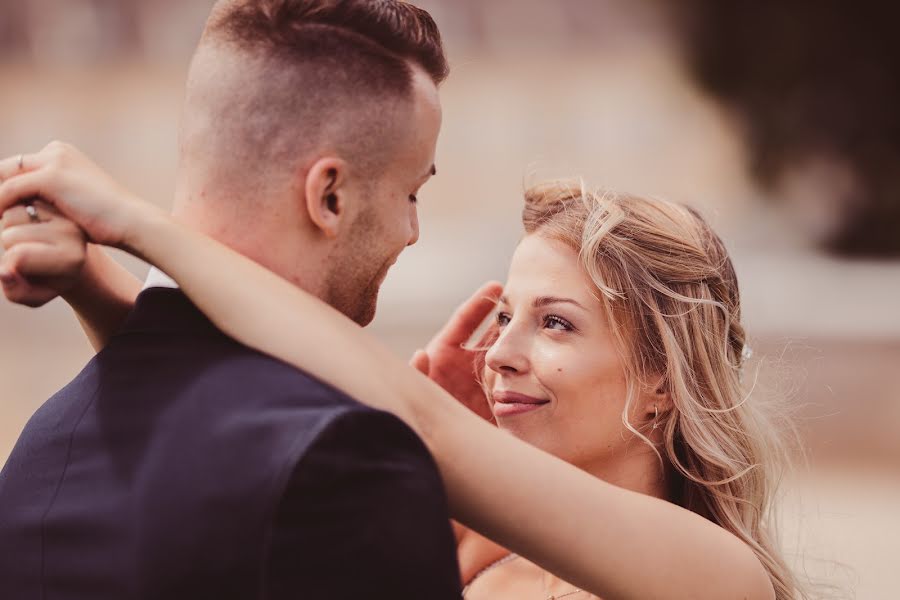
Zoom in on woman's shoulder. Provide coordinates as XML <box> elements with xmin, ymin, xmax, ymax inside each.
<box><xmin>457</xmin><ymin>527</ymin><xmax>514</xmax><ymax>588</ymax></box>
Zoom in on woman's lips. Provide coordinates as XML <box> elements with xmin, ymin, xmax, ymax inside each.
<box><xmin>491</xmin><ymin>391</ymin><xmax>550</xmax><ymax>418</ymax></box>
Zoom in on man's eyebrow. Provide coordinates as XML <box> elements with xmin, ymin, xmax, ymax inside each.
<box><xmin>497</xmin><ymin>295</ymin><xmax>587</xmax><ymax>310</ymax></box>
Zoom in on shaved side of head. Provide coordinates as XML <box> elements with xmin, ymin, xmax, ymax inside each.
<box><xmin>176</xmin><ymin>0</ymin><xmax>448</xmax><ymax>212</ymax></box>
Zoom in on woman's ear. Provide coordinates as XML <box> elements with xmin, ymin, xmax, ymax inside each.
<box><xmin>304</xmin><ymin>157</ymin><xmax>349</xmax><ymax>239</ymax></box>
<box><xmin>645</xmin><ymin>375</ymin><xmax>673</xmax><ymax>421</ymax></box>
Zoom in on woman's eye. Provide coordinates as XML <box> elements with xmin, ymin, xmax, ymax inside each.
<box><xmin>544</xmin><ymin>315</ymin><xmax>574</xmax><ymax>331</ymax></box>
<box><xmin>497</xmin><ymin>312</ymin><xmax>511</xmax><ymax>327</ymax></box>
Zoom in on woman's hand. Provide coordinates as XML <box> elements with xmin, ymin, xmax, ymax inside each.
<box><xmin>0</xmin><ymin>200</ymin><xmax>87</xmax><ymax>307</ymax></box>
<box><xmin>0</xmin><ymin>142</ymin><xmax>164</xmax><ymax>251</ymax></box>
<box><xmin>0</xmin><ymin>143</ymin><xmax>152</xmax><ymax>348</ymax></box>
<box><xmin>409</xmin><ymin>281</ymin><xmax>502</xmax><ymax>422</ymax></box>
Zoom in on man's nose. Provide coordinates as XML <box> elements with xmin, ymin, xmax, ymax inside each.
<box><xmin>406</xmin><ymin>206</ymin><xmax>420</xmax><ymax>247</ymax></box>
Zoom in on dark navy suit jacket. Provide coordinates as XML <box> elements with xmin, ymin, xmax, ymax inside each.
<box><xmin>0</xmin><ymin>288</ymin><xmax>462</xmax><ymax>599</ymax></box>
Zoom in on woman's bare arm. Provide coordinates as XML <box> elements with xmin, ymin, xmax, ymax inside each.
<box><xmin>0</xmin><ymin>143</ymin><xmax>775</xmax><ymax>600</ymax></box>
<box><xmin>62</xmin><ymin>245</ymin><xmax>141</xmax><ymax>350</ymax></box>
<box><xmin>0</xmin><ymin>199</ymin><xmax>140</xmax><ymax>351</ymax></box>
<box><xmin>133</xmin><ymin>215</ymin><xmax>774</xmax><ymax>600</ymax></box>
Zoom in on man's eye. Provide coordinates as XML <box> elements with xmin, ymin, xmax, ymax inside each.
<box><xmin>497</xmin><ymin>312</ymin><xmax>511</xmax><ymax>327</ymax></box>
<box><xmin>409</xmin><ymin>194</ymin><xmax>418</xmax><ymax>204</ymax></box>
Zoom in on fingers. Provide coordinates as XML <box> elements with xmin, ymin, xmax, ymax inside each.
<box><xmin>0</xmin><ymin>144</ymin><xmax>68</xmax><ymax>214</ymax></box>
<box><xmin>410</xmin><ymin>349</ymin><xmax>430</xmax><ymax>375</ymax></box>
<box><xmin>474</xmin><ymin>321</ymin><xmax>501</xmax><ymax>350</ymax></box>
<box><xmin>0</xmin><ymin>142</ymin><xmax>69</xmax><ymax>184</ymax></box>
<box><xmin>1</xmin><ymin>142</ymin><xmax>151</xmax><ymax>250</ymax></box>
<box><xmin>2</xmin><ymin>241</ymin><xmax>83</xmax><ymax>279</ymax></box>
<box><xmin>0</xmin><ymin>205</ymin><xmax>87</xmax><ymax>308</ymax></box>
<box><xmin>1</xmin><ymin>221</ymin><xmax>83</xmax><ymax>251</ymax></box>
<box><xmin>1</xmin><ymin>224</ymin><xmax>53</xmax><ymax>250</ymax></box>
<box><xmin>0</xmin><ymin>266</ymin><xmax>60</xmax><ymax>308</ymax></box>
<box><xmin>1</xmin><ymin>200</ymin><xmax>64</xmax><ymax>231</ymax></box>
<box><xmin>430</xmin><ymin>281</ymin><xmax>504</xmax><ymax>348</ymax></box>
<box><xmin>0</xmin><ymin>205</ymin><xmax>32</xmax><ymax>229</ymax></box>
<box><xmin>0</xmin><ymin>152</ymin><xmax>38</xmax><ymax>182</ymax></box>
<box><xmin>0</xmin><ymin>169</ymin><xmax>53</xmax><ymax>215</ymax></box>
<box><xmin>1</xmin><ymin>282</ymin><xmax>59</xmax><ymax>308</ymax></box>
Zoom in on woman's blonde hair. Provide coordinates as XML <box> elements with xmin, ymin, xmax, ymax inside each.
<box><xmin>521</xmin><ymin>180</ymin><xmax>804</xmax><ymax>600</ymax></box>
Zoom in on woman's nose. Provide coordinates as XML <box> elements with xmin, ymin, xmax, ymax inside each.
<box><xmin>485</xmin><ymin>325</ymin><xmax>529</xmax><ymax>375</ymax></box>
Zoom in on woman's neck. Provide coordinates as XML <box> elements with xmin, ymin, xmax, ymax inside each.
<box><xmin>579</xmin><ymin>442</ymin><xmax>670</xmax><ymax>500</ymax></box>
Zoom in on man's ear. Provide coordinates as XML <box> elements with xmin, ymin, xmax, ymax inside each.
<box><xmin>304</xmin><ymin>157</ymin><xmax>349</xmax><ymax>239</ymax></box>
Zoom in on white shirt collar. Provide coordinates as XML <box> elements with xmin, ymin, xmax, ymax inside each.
<box><xmin>142</xmin><ymin>267</ymin><xmax>179</xmax><ymax>291</ymax></box>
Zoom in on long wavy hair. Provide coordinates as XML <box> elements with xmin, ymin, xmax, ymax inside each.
<box><xmin>519</xmin><ymin>180</ymin><xmax>804</xmax><ymax>600</ymax></box>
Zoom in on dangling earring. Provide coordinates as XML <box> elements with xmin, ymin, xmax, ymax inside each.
<box><xmin>651</xmin><ymin>404</ymin><xmax>660</xmax><ymax>430</ymax></box>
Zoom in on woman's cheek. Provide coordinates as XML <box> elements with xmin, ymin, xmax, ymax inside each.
<box><xmin>530</xmin><ymin>340</ymin><xmax>576</xmax><ymax>390</ymax></box>
<box><xmin>481</xmin><ymin>366</ymin><xmax>495</xmax><ymax>391</ymax></box>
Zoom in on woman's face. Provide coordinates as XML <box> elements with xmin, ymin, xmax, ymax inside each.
<box><xmin>484</xmin><ymin>234</ymin><xmax>645</xmax><ymax>474</ymax></box>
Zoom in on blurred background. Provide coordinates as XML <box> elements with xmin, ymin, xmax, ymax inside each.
<box><xmin>1</xmin><ymin>1</ymin><xmax>898</xmax><ymax>597</ymax></box>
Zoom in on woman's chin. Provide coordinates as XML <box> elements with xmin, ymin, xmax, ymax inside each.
<box><xmin>495</xmin><ymin>419</ymin><xmax>563</xmax><ymax>459</ymax></box>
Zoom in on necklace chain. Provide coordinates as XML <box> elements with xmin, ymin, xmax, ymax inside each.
<box><xmin>461</xmin><ymin>553</ymin><xmax>518</xmax><ymax>597</ymax></box>
<box><xmin>546</xmin><ymin>587</ymin><xmax>584</xmax><ymax>600</ymax></box>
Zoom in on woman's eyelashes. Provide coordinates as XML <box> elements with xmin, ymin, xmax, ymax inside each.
<box><xmin>496</xmin><ymin>311</ymin><xmax>577</xmax><ymax>333</ymax></box>
<box><xmin>544</xmin><ymin>315</ymin><xmax>575</xmax><ymax>332</ymax></box>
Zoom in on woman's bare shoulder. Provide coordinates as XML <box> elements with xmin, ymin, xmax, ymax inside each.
<box><xmin>455</xmin><ymin>524</ymin><xmax>514</xmax><ymax>586</ymax></box>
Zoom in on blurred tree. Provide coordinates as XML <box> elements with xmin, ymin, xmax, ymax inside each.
<box><xmin>91</xmin><ymin>0</ymin><xmax>143</xmax><ymax>56</ymax></box>
<box><xmin>0</xmin><ymin>2</ymin><xmax>32</xmax><ymax>58</ymax></box>
<box><xmin>673</xmin><ymin>0</ymin><xmax>900</xmax><ymax>257</ymax></box>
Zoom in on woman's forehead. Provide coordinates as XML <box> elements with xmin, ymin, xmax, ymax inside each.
<box><xmin>504</xmin><ymin>236</ymin><xmax>596</xmax><ymax>306</ymax></box>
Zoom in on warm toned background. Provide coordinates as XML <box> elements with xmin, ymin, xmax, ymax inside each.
<box><xmin>1</xmin><ymin>1</ymin><xmax>898</xmax><ymax>598</ymax></box>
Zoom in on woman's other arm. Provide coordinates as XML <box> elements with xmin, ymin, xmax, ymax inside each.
<box><xmin>0</xmin><ymin>195</ymin><xmax>140</xmax><ymax>352</ymax></box>
<box><xmin>62</xmin><ymin>244</ymin><xmax>141</xmax><ymax>350</ymax></box>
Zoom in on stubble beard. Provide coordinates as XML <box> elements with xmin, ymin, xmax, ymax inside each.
<box><xmin>325</xmin><ymin>267</ymin><xmax>382</xmax><ymax>326</ymax></box>
<box><xmin>325</xmin><ymin>191</ymin><xmax>398</xmax><ymax>326</ymax></box>
<box><xmin>324</xmin><ymin>241</ymin><xmax>390</xmax><ymax>326</ymax></box>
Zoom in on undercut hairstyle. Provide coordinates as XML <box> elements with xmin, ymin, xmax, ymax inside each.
<box><xmin>181</xmin><ymin>0</ymin><xmax>447</xmax><ymax>197</ymax></box>
<box><xmin>210</xmin><ymin>0</ymin><xmax>448</xmax><ymax>86</ymax></box>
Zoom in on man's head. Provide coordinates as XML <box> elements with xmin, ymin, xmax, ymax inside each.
<box><xmin>174</xmin><ymin>0</ymin><xmax>446</xmax><ymax>324</ymax></box>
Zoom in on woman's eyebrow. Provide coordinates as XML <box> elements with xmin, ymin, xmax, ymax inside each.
<box><xmin>498</xmin><ymin>295</ymin><xmax>586</xmax><ymax>310</ymax></box>
<box><xmin>533</xmin><ymin>296</ymin><xmax>586</xmax><ymax>310</ymax></box>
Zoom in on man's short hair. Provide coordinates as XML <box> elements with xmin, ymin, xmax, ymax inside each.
<box><xmin>183</xmin><ymin>0</ymin><xmax>448</xmax><ymax>194</ymax></box>
<box><xmin>210</xmin><ymin>0</ymin><xmax>448</xmax><ymax>88</ymax></box>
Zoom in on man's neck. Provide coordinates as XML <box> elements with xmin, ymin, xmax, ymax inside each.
<box><xmin>170</xmin><ymin>203</ymin><xmax>329</xmax><ymax>299</ymax></box>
